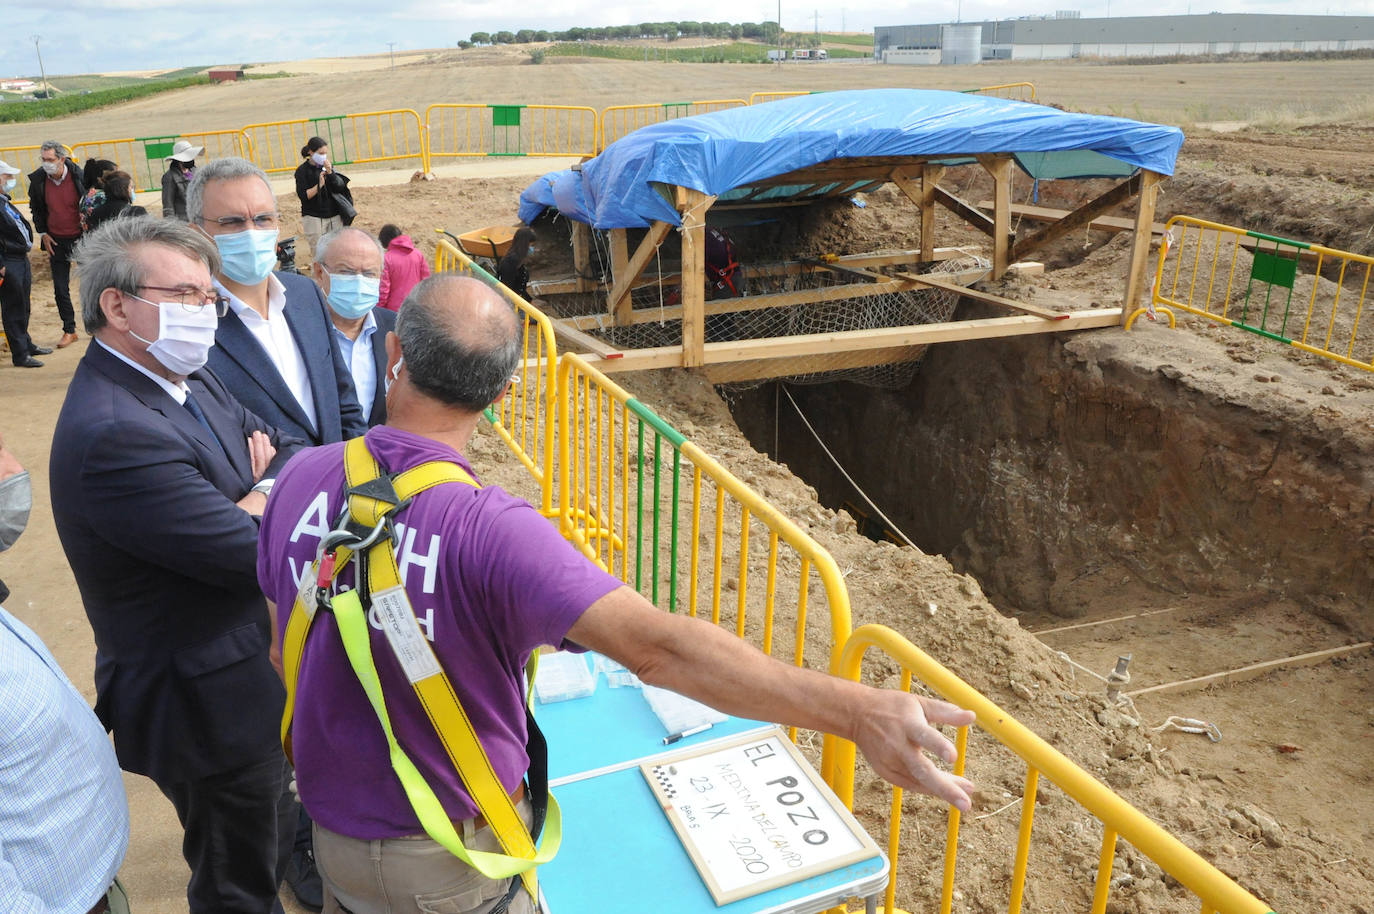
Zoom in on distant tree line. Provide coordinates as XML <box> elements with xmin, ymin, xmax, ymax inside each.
<box><xmin>463</xmin><ymin>21</ymin><xmax>784</xmax><ymax>47</ymax></box>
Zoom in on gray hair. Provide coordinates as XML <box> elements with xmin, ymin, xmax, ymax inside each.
<box><xmin>186</xmin><ymin>156</ymin><xmax>273</xmax><ymax>224</ymax></box>
<box><xmin>74</xmin><ymin>216</ymin><xmax>221</xmax><ymax>334</ymax></box>
<box><xmin>316</xmin><ymin>226</ymin><xmax>383</xmax><ymax>267</ymax></box>
<box><xmin>396</xmin><ymin>275</ymin><xmax>521</xmax><ymax>413</ymax></box>
<box><xmin>39</xmin><ymin>140</ymin><xmax>65</xmax><ymax>156</ymax></box>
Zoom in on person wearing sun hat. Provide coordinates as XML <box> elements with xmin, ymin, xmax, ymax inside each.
<box><xmin>0</xmin><ymin>159</ymin><xmax>49</xmax><ymax>368</ymax></box>
<box><xmin>161</xmin><ymin>139</ymin><xmax>204</xmax><ymax>221</ymax></box>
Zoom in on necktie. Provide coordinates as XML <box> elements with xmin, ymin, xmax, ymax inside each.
<box><xmin>182</xmin><ymin>391</ymin><xmax>225</xmax><ymax>454</ymax></box>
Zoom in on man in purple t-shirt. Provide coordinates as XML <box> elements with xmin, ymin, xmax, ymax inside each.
<box><xmin>257</xmin><ymin>275</ymin><xmax>976</xmax><ymax>914</ymax></box>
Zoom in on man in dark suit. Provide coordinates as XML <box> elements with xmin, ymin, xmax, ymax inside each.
<box><xmin>49</xmin><ymin>216</ymin><xmax>305</xmax><ymax>914</ymax></box>
<box><xmin>311</xmin><ymin>226</ymin><xmax>394</xmax><ymax>427</ymax></box>
<box><xmin>188</xmin><ymin>157</ymin><xmax>367</xmax><ymax>447</ymax></box>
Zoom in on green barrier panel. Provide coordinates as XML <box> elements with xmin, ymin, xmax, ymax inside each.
<box><xmin>489</xmin><ymin>105</ymin><xmax>525</xmax><ymax>156</ymax></box>
<box><xmin>1243</xmin><ymin>243</ymin><xmax>1301</xmax><ymax>336</ymax></box>
<box><xmin>309</xmin><ymin>116</ymin><xmax>352</xmax><ymax>165</ymax></box>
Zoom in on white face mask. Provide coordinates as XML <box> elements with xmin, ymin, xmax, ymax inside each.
<box><xmin>127</xmin><ymin>294</ymin><xmax>220</xmax><ymax>376</ymax></box>
<box><xmin>311</xmin><ymin>152</ymin><xmax>328</xmax><ymax>166</ymax></box>
<box><xmin>41</xmin><ymin>160</ymin><xmax>61</xmax><ymax>176</ymax></box>
<box><xmin>2</xmin><ymin>177</ymin><xmax>15</xmax><ymax>193</ymax></box>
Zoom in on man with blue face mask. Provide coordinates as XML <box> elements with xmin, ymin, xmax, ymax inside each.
<box><xmin>49</xmin><ymin>217</ymin><xmax>307</xmax><ymax>914</ymax></box>
<box><xmin>189</xmin><ymin>157</ymin><xmax>367</xmax><ymax>448</ymax></box>
<box><xmin>311</xmin><ymin>227</ymin><xmax>394</xmax><ymax>426</ymax></box>
<box><xmin>0</xmin><ymin>428</ymin><xmax>132</xmax><ymax>914</ymax></box>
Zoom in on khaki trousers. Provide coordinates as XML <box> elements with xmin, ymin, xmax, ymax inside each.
<box><xmin>301</xmin><ymin>215</ymin><xmax>343</xmax><ymax>261</ymax></box>
<box><xmin>314</xmin><ymin>797</ymin><xmax>537</xmax><ymax>914</ymax></box>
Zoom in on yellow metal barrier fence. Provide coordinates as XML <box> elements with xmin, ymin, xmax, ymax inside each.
<box><xmin>0</xmin><ymin>145</ymin><xmax>52</xmax><ymax>204</ymax></box>
<box><xmin>557</xmin><ymin>352</ymin><xmax>853</xmax><ymax>758</ymax></box>
<box><xmin>71</xmin><ymin>131</ymin><xmax>251</xmax><ymax>195</ymax></box>
<box><xmin>241</xmin><ymin>109</ymin><xmax>428</xmax><ymax>175</ymax></box>
<box><xmin>830</xmin><ymin>624</ymin><xmax>1274</xmax><ymax>914</ymax></box>
<box><xmin>749</xmin><ymin>91</ymin><xmax>817</xmax><ymax>105</ymax></box>
<box><xmin>425</xmin><ymin>104</ymin><xmax>597</xmax><ymax>159</ymax></box>
<box><xmin>433</xmin><ymin>236</ymin><xmax>558</xmax><ymax>514</ymax></box>
<box><xmin>965</xmin><ymin>81</ymin><xmax>1039</xmax><ymax>102</ymax></box>
<box><xmin>1153</xmin><ymin>215</ymin><xmax>1374</xmax><ymax>373</ymax></box>
<box><xmin>597</xmin><ymin>98</ymin><xmax>748</xmax><ymax>150</ymax></box>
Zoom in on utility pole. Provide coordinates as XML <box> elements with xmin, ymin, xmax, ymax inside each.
<box><xmin>387</xmin><ymin>42</ymin><xmax>396</xmax><ymax>69</ymax></box>
<box><xmin>777</xmin><ymin>0</ymin><xmax>782</xmax><ymax>61</ymax></box>
<box><xmin>30</xmin><ymin>35</ymin><xmax>50</xmax><ymax>99</ymax></box>
<box><xmin>813</xmin><ymin>9</ymin><xmax>819</xmax><ymax>34</ymax></box>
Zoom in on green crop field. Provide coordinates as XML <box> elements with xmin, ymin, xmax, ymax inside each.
<box><xmin>0</xmin><ymin>76</ymin><xmax>210</xmax><ymax>124</ymax></box>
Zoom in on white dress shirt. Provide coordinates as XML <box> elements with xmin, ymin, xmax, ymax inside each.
<box><xmin>330</xmin><ymin>311</ymin><xmax>378</xmax><ymax>423</ymax></box>
<box><xmin>95</xmin><ymin>338</ymin><xmax>188</xmax><ymax>403</ymax></box>
<box><xmin>217</xmin><ymin>274</ymin><xmax>318</xmax><ymax>434</ymax></box>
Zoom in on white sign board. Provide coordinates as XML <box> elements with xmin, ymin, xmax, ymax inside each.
<box><xmin>641</xmin><ymin>728</ymin><xmax>881</xmax><ymax>906</ymax></box>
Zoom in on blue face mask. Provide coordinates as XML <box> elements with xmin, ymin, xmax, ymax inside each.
<box><xmin>323</xmin><ymin>270</ymin><xmax>380</xmax><ymax>319</ymax></box>
<box><xmin>213</xmin><ymin>229</ymin><xmax>279</xmax><ymax>285</ymax></box>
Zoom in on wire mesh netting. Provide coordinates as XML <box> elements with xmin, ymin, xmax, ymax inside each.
<box><xmin>538</xmin><ymin>249</ymin><xmax>989</xmax><ymax>389</ymax></box>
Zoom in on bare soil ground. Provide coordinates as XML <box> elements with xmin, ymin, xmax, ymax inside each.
<box><xmin>2</xmin><ymin>52</ymin><xmax>1371</xmax><ymax>914</ymax></box>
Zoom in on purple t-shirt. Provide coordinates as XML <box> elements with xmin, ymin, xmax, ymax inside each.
<box><xmin>257</xmin><ymin>426</ymin><xmax>622</xmax><ymax>839</ymax></box>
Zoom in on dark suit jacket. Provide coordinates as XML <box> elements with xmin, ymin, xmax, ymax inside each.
<box><xmin>208</xmin><ymin>271</ymin><xmax>368</xmax><ymax>446</ymax></box>
<box><xmin>49</xmin><ymin>342</ymin><xmax>304</xmax><ymax>784</ymax></box>
<box><xmin>366</xmin><ymin>305</ymin><xmax>397</xmax><ymax>426</ymax></box>
<box><xmin>0</xmin><ymin>194</ymin><xmax>34</xmax><ymax>260</ymax></box>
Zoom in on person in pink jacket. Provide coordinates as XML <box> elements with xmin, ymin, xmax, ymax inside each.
<box><xmin>378</xmin><ymin>224</ymin><xmax>431</xmax><ymax>311</ymax></box>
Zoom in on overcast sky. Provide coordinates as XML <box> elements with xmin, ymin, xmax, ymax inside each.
<box><xmin>1</xmin><ymin>0</ymin><xmax>1367</xmax><ymax>77</ymax></box>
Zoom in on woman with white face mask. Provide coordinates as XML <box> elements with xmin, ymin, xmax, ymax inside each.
<box><xmin>294</xmin><ymin>136</ymin><xmax>354</xmax><ymax>262</ymax></box>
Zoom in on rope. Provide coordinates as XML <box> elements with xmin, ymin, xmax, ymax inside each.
<box><xmin>779</xmin><ymin>386</ymin><xmax>922</xmax><ymax>553</ymax></box>
<box><xmin>1152</xmin><ymin>716</ymin><xmax>1223</xmax><ymax>742</ymax></box>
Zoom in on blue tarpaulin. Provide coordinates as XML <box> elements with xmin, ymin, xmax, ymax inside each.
<box><xmin>517</xmin><ymin>88</ymin><xmax>1184</xmax><ymax>229</ymax></box>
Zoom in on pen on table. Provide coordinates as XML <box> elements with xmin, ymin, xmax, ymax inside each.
<box><xmin>663</xmin><ymin>723</ymin><xmax>713</xmax><ymax>745</ymax></box>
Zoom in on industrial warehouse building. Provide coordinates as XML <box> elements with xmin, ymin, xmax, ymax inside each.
<box><xmin>875</xmin><ymin>13</ymin><xmax>1374</xmax><ymax>64</ymax></box>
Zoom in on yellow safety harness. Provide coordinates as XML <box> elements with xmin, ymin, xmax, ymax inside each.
<box><xmin>280</xmin><ymin>436</ymin><xmax>559</xmax><ymax>901</ymax></box>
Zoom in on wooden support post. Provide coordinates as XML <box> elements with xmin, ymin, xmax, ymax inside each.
<box><xmin>676</xmin><ymin>187</ymin><xmax>711</xmax><ymax>367</ymax></box>
<box><xmin>921</xmin><ymin>165</ymin><xmax>945</xmax><ymax>262</ymax></box>
<box><xmin>607</xmin><ymin>229</ymin><xmax>631</xmax><ymax>325</ymax></box>
<box><xmin>572</xmin><ymin>221</ymin><xmax>593</xmax><ymax>292</ymax></box>
<box><xmin>1122</xmin><ymin>170</ymin><xmax>1163</xmax><ymax>324</ymax></box>
<box><xmin>605</xmin><ymin>220</ymin><xmax>673</xmax><ymax>321</ymax></box>
<box><xmin>978</xmin><ymin>155</ymin><xmax>1015</xmax><ymax>279</ymax></box>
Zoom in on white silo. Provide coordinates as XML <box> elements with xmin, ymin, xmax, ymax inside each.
<box><xmin>940</xmin><ymin>24</ymin><xmax>983</xmax><ymax>64</ymax></box>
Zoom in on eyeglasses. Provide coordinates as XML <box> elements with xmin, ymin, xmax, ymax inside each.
<box><xmin>200</xmin><ymin>212</ymin><xmax>280</xmax><ymax>231</ymax></box>
<box><xmin>321</xmin><ymin>266</ymin><xmax>382</xmax><ymax>280</ymax></box>
<box><xmin>134</xmin><ymin>286</ymin><xmax>231</xmax><ymax>317</ymax></box>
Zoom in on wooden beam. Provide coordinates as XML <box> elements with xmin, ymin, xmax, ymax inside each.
<box><xmin>981</xmin><ymin>202</ymin><xmax>1166</xmax><ymax>236</ymax></box>
<box><xmin>607</xmin><ymin>229</ymin><xmax>632</xmax><ymax>325</ymax></box>
<box><xmin>893</xmin><ymin>271</ymin><xmax>1068</xmax><ymax>320</ymax></box>
<box><xmin>977</xmin><ymin>154</ymin><xmax>1015</xmax><ymax>279</ymax></box>
<box><xmin>571</xmin><ymin>221</ymin><xmax>594</xmax><ymax>292</ymax></box>
<box><xmin>1122</xmin><ymin>170</ymin><xmax>1163</xmax><ymax>324</ymax></box>
<box><xmin>933</xmin><ymin>186</ymin><xmax>996</xmax><ymax>237</ymax></box>
<box><xmin>703</xmin><ymin>346</ymin><xmax>928</xmax><ymax>383</ymax></box>
<box><xmin>1010</xmin><ymin>174</ymin><xmax>1142</xmax><ymax>262</ymax></box>
<box><xmin>1127</xmin><ymin>642</ymin><xmax>1373</xmax><ymax>699</ymax></box>
<box><xmin>551</xmin><ymin>318</ymin><xmax>624</xmax><ymax>359</ymax></box>
<box><xmin>582</xmin><ymin>308</ymin><xmax>1123</xmax><ymax>373</ymax></box>
<box><xmin>677</xmin><ymin>187</ymin><xmax>711</xmax><ymax>367</ymax></box>
<box><xmin>605</xmin><ymin>220</ymin><xmax>673</xmax><ymax>320</ymax></box>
